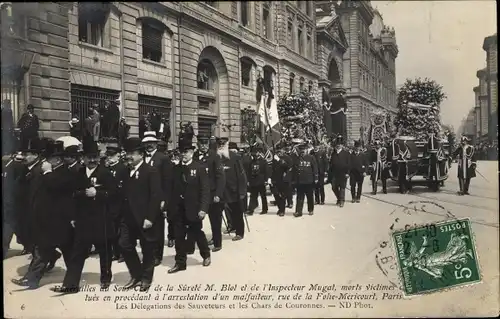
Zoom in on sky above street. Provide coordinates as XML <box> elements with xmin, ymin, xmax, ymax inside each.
<box><xmin>376</xmin><ymin>1</ymin><xmax>497</xmax><ymax>131</ymax></box>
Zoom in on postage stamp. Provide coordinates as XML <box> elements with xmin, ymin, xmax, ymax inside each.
<box><xmin>391</xmin><ymin>218</ymin><xmax>481</xmax><ymax>296</ymax></box>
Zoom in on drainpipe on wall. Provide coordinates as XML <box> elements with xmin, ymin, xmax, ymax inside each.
<box><xmin>119</xmin><ymin>12</ymin><xmax>126</xmax><ymax>119</ymax></box>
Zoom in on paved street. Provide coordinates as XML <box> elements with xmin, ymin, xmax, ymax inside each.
<box><xmin>4</xmin><ymin>162</ymin><xmax>499</xmax><ymax>318</ymax></box>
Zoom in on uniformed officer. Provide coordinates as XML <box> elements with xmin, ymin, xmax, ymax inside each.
<box><xmin>349</xmin><ymin>140</ymin><xmax>368</xmax><ymax>203</ymax></box>
<box><xmin>270</xmin><ymin>147</ymin><xmax>293</xmax><ymax>217</ymax></box>
<box><xmin>51</xmin><ymin>138</ymin><xmax>116</xmax><ymax>293</ymax></box>
<box><xmin>168</xmin><ymin>141</ymin><xmax>211</xmax><ymax>273</ymax></box>
<box><xmin>452</xmin><ymin>136</ymin><xmax>477</xmax><ymax>195</ymax></box>
<box><xmin>312</xmin><ymin>145</ymin><xmax>328</xmax><ymax>205</ymax></box>
<box><xmin>246</xmin><ymin>145</ymin><xmax>269</xmax><ymax>215</ymax></box>
<box><xmin>293</xmin><ymin>142</ymin><xmax>318</xmax><ymax>217</ymax></box>
<box><xmin>370</xmin><ymin>140</ymin><xmax>388</xmax><ymax>195</ymax></box>
<box><xmin>105</xmin><ymin>141</ymin><xmax>128</xmax><ymax>263</ymax></box>
<box><xmin>328</xmin><ymin>136</ymin><xmax>350</xmax><ymax>207</ymax></box>
<box><xmin>284</xmin><ymin>145</ymin><xmax>295</xmax><ymax>208</ymax></box>
<box><xmin>142</xmin><ymin>131</ymin><xmax>173</xmax><ymax>264</ymax></box>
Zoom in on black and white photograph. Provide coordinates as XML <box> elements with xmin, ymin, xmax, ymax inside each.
<box><xmin>2</xmin><ymin>1</ymin><xmax>498</xmax><ymax>317</ymax></box>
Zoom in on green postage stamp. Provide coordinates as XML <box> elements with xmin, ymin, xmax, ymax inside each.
<box><xmin>392</xmin><ymin>218</ymin><xmax>481</xmax><ymax>296</ymax></box>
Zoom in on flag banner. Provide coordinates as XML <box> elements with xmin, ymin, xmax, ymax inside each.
<box><xmin>266</xmin><ymin>88</ymin><xmax>279</xmax><ymax>130</ymax></box>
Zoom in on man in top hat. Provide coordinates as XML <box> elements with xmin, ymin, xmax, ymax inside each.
<box><xmin>104</xmin><ymin>141</ymin><xmax>128</xmax><ymax>263</ymax></box>
<box><xmin>12</xmin><ymin>141</ymin><xmax>76</xmax><ymax>289</ymax></box>
<box><xmin>369</xmin><ymin>140</ymin><xmax>388</xmax><ymax>195</ymax></box>
<box><xmin>142</xmin><ymin>131</ymin><xmax>173</xmax><ymax>264</ymax></box>
<box><xmin>217</xmin><ymin>137</ymin><xmax>247</xmax><ymax>240</ymax></box>
<box><xmin>18</xmin><ymin>104</ymin><xmax>40</xmax><ymax>150</ymax></box>
<box><xmin>15</xmin><ymin>137</ymin><xmax>47</xmax><ymax>256</ymax></box>
<box><xmin>246</xmin><ymin>144</ymin><xmax>269</xmax><ymax>215</ymax></box>
<box><xmin>328</xmin><ymin>135</ymin><xmax>350</xmax><ymax>207</ymax></box>
<box><xmin>51</xmin><ymin>138</ymin><xmax>116</xmax><ymax>294</ymax></box>
<box><xmin>452</xmin><ymin>136</ymin><xmax>477</xmax><ymax>195</ymax></box>
<box><xmin>117</xmin><ymin>137</ymin><xmax>162</xmax><ymax>291</ymax></box>
<box><xmin>349</xmin><ymin>140</ymin><xmax>369</xmax><ymax>203</ymax></box>
<box><xmin>292</xmin><ymin>142</ymin><xmax>318</xmax><ymax>217</ymax></box>
<box><xmin>189</xmin><ymin>134</ymin><xmax>225</xmax><ymax>252</ymax></box>
<box><xmin>168</xmin><ymin>140</ymin><xmax>211</xmax><ymax>273</ymax></box>
<box><xmin>312</xmin><ymin>145</ymin><xmax>328</xmax><ymax>205</ymax></box>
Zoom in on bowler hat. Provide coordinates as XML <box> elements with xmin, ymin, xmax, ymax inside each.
<box><xmin>105</xmin><ymin>145</ymin><xmax>122</xmax><ymax>156</ymax></box>
<box><xmin>197</xmin><ymin>135</ymin><xmax>210</xmax><ymax>143</ymax></box>
<box><xmin>179</xmin><ymin>140</ymin><xmax>195</xmax><ymax>152</ymax></box>
<box><xmin>335</xmin><ymin>135</ymin><xmax>344</xmax><ymax>145</ymax></box>
<box><xmin>64</xmin><ymin>145</ymin><xmax>81</xmax><ymax>157</ymax></box>
<box><xmin>124</xmin><ymin>137</ymin><xmax>144</xmax><ymax>153</ymax></box>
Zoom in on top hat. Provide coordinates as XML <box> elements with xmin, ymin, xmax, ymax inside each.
<box><xmin>141</xmin><ymin>131</ymin><xmax>159</xmax><ymax>143</ymax></box>
<box><xmin>64</xmin><ymin>145</ymin><xmax>81</xmax><ymax>157</ymax></box>
<box><xmin>82</xmin><ymin>138</ymin><xmax>99</xmax><ymax>156</ymax></box>
<box><xmin>20</xmin><ymin>138</ymin><xmax>42</xmax><ymax>153</ymax></box>
<box><xmin>124</xmin><ymin>137</ymin><xmax>144</xmax><ymax>153</ymax></box>
<box><xmin>354</xmin><ymin>140</ymin><xmax>361</xmax><ymax>147</ymax></box>
<box><xmin>197</xmin><ymin>135</ymin><xmax>210</xmax><ymax>143</ymax></box>
<box><xmin>178</xmin><ymin>140</ymin><xmax>195</xmax><ymax>152</ymax></box>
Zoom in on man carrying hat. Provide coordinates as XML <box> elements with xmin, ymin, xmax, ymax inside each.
<box><xmin>12</xmin><ymin>141</ymin><xmax>76</xmax><ymax>289</ymax></box>
<box><xmin>142</xmin><ymin>131</ymin><xmax>173</xmax><ymax>265</ymax></box>
<box><xmin>104</xmin><ymin>140</ymin><xmax>128</xmax><ymax>263</ymax></box>
<box><xmin>328</xmin><ymin>135</ymin><xmax>350</xmax><ymax>207</ymax></box>
<box><xmin>293</xmin><ymin>142</ymin><xmax>318</xmax><ymax>216</ymax></box>
<box><xmin>51</xmin><ymin>138</ymin><xmax>117</xmax><ymax>294</ymax></box>
<box><xmin>452</xmin><ymin>136</ymin><xmax>477</xmax><ymax>195</ymax></box>
<box><xmin>117</xmin><ymin>137</ymin><xmax>162</xmax><ymax>291</ymax></box>
<box><xmin>168</xmin><ymin>140</ymin><xmax>211</xmax><ymax>273</ymax></box>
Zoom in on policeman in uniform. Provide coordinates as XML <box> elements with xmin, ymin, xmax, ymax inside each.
<box><xmin>370</xmin><ymin>140</ymin><xmax>388</xmax><ymax>195</ymax></box>
<box><xmin>168</xmin><ymin>141</ymin><xmax>211</xmax><ymax>273</ymax></box>
<box><xmin>452</xmin><ymin>136</ymin><xmax>477</xmax><ymax>195</ymax></box>
<box><xmin>293</xmin><ymin>142</ymin><xmax>318</xmax><ymax>217</ymax></box>
<box><xmin>105</xmin><ymin>141</ymin><xmax>128</xmax><ymax>262</ymax></box>
<box><xmin>328</xmin><ymin>136</ymin><xmax>350</xmax><ymax>207</ymax></box>
<box><xmin>270</xmin><ymin>147</ymin><xmax>293</xmax><ymax>217</ymax></box>
<box><xmin>190</xmin><ymin>135</ymin><xmax>225</xmax><ymax>252</ymax></box>
<box><xmin>312</xmin><ymin>145</ymin><xmax>328</xmax><ymax>205</ymax></box>
<box><xmin>349</xmin><ymin>141</ymin><xmax>368</xmax><ymax>203</ymax></box>
<box><xmin>142</xmin><ymin>131</ymin><xmax>173</xmax><ymax>264</ymax></box>
<box><xmin>246</xmin><ymin>145</ymin><xmax>269</xmax><ymax>215</ymax></box>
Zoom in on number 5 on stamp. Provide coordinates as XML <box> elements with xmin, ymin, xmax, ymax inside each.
<box><xmin>391</xmin><ymin>218</ymin><xmax>481</xmax><ymax>296</ymax></box>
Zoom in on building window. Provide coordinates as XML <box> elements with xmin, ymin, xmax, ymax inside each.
<box><xmin>240</xmin><ymin>58</ymin><xmax>253</xmax><ymax>87</ymax></box>
<box><xmin>308</xmin><ymin>81</ymin><xmax>313</xmax><ymax>92</ymax></box>
<box><xmin>306</xmin><ymin>27</ymin><xmax>312</xmax><ymax>59</ymax></box>
<box><xmin>197</xmin><ymin>60</ymin><xmax>216</xmax><ymax>91</ymax></box>
<box><xmin>262</xmin><ymin>3</ymin><xmax>271</xmax><ymax>40</ymax></box>
<box><xmin>299</xmin><ymin>77</ymin><xmax>305</xmax><ymax>92</ymax></box>
<box><xmin>78</xmin><ymin>3</ymin><xmax>109</xmax><ymax>47</ymax></box>
<box><xmin>287</xmin><ymin>17</ymin><xmax>294</xmax><ymax>48</ymax></box>
<box><xmin>240</xmin><ymin>1</ymin><xmax>249</xmax><ymax>27</ymax></box>
<box><xmin>1</xmin><ymin>4</ymin><xmax>27</xmax><ymax>38</ymax></box>
<box><xmin>142</xmin><ymin>20</ymin><xmax>164</xmax><ymax>63</ymax></box>
<box><xmin>138</xmin><ymin>94</ymin><xmax>171</xmax><ymax>138</ymax></box>
<box><xmin>289</xmin><ymin>73</ymin><xmax>295</xmax><ymax>94</ymax></box>
<box><xmin>298</xmin><ymin>22</ymin><xmax>303</xmax><ymax>55</ymax></box>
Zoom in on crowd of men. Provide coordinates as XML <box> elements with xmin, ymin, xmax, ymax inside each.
<box><xmin>2</xmin><ymin>127</ymin><xmax>478</xmax><ymax>293</ymax></box>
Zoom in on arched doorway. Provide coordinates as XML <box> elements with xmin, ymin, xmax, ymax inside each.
<box><xmin>196</xmin><ymin>46</ymin><xmax>228</xmax><ymax>138</ymax></box>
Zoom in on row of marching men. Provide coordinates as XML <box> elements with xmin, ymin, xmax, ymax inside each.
<box><xmin>2</xmin><ymin>130</ymin><xmax>250</xmax><ymax>294</ymax></box>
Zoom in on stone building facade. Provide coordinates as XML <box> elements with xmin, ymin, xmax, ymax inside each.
<box><xmin>1</xmin><ymin>1</ymin><xmax>397</xmax><ymax>144</ymax></box>
<box><xmin>472</xmin><ymin>33</ymin><xmax>497</xmax><ymax>144</ymax></box>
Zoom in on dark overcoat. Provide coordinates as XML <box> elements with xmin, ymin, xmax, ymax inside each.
<box><xmin>73</xmin><ymin>165</ymin><xmax>116</xmax><ymax>243</ymax></box>
<box><xmin>168</xmin><ymin>160</ymin><xmax>210</xmax><ymax>223</ymax></box>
